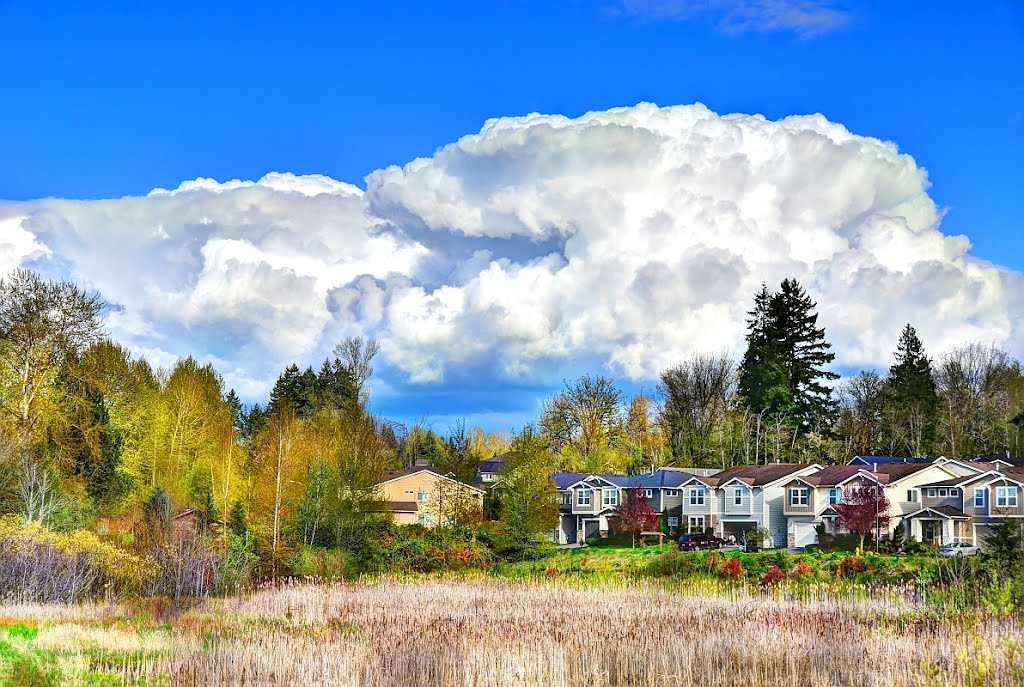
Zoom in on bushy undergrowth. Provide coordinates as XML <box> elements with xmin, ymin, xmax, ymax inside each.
<box><xmin>0</xmin><ymin>516</ymin><xmax>150</xmax><ymax>603</ymax></box>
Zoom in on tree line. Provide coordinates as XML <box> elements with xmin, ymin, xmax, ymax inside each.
<box><xmin>1</xmin><ymin>268</ymin><xmax>1022</xmax><ymax>569</ymax></box>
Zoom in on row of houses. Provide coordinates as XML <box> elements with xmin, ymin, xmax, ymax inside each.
<box><xmin>335</xmin><ymin>452</ymin><xmax>1022</xmax><ymax>551</ymax></box>
<box><xmin>541</xmin><ymin>455</ymin><xmax>1023</xmax><ymax>548</ymax></box>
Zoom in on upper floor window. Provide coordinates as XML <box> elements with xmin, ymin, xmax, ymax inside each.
<box><xmin>644</xmin><ymin>489</ymin><xmax>653</xmax><ymax>499</ymax></box>
<box><xmin>829</xmin><ymin>487</ymin><xmax>843</xmax><ymax>505</ymax></box>
<box><xmin>789</xmin><ymin>487</ymin><xmax>809</xmax><ymax>506</ymax></box>
<box><xmin>418</xmin><ymin>513</ymin><xmax>435</xmax><ymax>527</ymax></box>
<box><xmin>666</xmin><ymin>489</ymin><xmax>679</xmax><ymax>497</ymax></box>
<box><xmin>690</xmin><ymin>487</ymin><xmax>706</xmax><ymax>506</ymax></box>
<box><xmin>996</xmin><ymin>486</ymin><xmax>1019</xmax><ymax>509</ymax></box>
<box><xmin>927</xmin><ymin>488</ymin><xmax>937</xmax><ymax>498</ymax></box>
<box><xmin>974</xmin><ymin>488</ymin><xmax>986</xmax><ymax>508</ymax></box>
<box><xmin>733</xmin><ymin>487</ymin><xmax>745</xmax><ymax>506</ymax></box>
<box><xmin>482</xmin><ymin>473</ymin><xmax>494</xmax><ymax>482</ymax></box>
<box><xmin>416</xmin><ymin>491</ymin><xmax>430</xmax><ymax>502</ymax></box>
<box><xmin>907</xmin><ymin>489</ymin><xmax>916</xmax><ymax>503</ymax></box>
<box><xmin>603</xmin><ymin>489</ymin><xmax>619</xmax><ymax>508</ymax></box>
<box><xmin>577</xmin><ymin>489</ymin><xmax>592</xmax><ymax>506</ymax></box>
<box><xmin>938</xmin><ymin>488</ymin><xmax>948</xmax><ymax>497</ymax></box>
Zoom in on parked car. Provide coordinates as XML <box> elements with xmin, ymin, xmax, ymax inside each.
<box><xmin>677</xmin><ymin>533</ymin><xmax>726</xmax><ymax>551</ymax></box>
<box><xmin>939</xmin><ymin>542</ymin><xmax>981</xmax><ymax>557</ymax></box>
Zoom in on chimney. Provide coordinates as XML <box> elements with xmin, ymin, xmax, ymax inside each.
<box><xmin>873</xmin><ymin>462</ymin><xmax>878</xmax><ymax>472</ymax></box>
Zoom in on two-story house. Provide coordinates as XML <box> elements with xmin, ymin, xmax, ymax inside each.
<box><xmin>475</xmin><ymin>454</ymin><xmax>507</xmax><ymax>488</ymax></box>
<box><xmin>904</xmin><ymin>466</ymin><xmax>1024</xmax><ymax>546</ymax></box>
<box><xmin>377</xmin><ymin>469</ymin><xmax>485</xmax><ymax>527</ymax></box>
<box><xmin>551</xmin><ymin>472</ymin><xmax>636</xmax><ymax>544</ymax></box>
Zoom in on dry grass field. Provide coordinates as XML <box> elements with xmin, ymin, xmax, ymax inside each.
<box><xmin>2</xmin><ymin>579</ymin><xmax>1023</xmax><ymax>686</ymax></box>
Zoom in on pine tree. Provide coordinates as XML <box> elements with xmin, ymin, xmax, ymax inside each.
<box><xmin>884</xmin><ymin>324</ymin><xmax>939</xmax><ymax>457</ymax></box>
<box><xmin>738</xmin><ymin>279</ymin><xmax>837</xmax><ymax>429</ymax></box>
<box><xmin>769</xmin><ymin>278</ymin><xmax>838</xmax><ymax>427</ymax></box>
<box><xmin>738</xmin><ymin>284</ymin><xmax>791</xmax><ymax>417</ymax></box>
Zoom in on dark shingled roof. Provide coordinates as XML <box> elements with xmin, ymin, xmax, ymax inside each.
<box><xmin>385</xmin><ymin>501</ymin><xmax>418</xmax><ymax>513</ymax></box>
<box><xmin>477</xmin><ymin>456</ymin><xmax>507</xmax><ymax>473</ymax></box>
<box><xmin>848</xmin><ymin>456</ymin><xmax>934</xmax><ymax>466</ymax></box>
<box><xmin>709</xmin><ymin>463</ymin><xmax>815</xmax><ymax>486</ymax></box>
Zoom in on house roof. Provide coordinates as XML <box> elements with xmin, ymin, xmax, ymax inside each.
<box><xmin>477</xmin><ymin>454</ymin><xmax>508</xmax><ymax>473</ymax></box>
<box><xmin>709</xmin><ymin>463</ymin><xmax>816</xmax><ymax>487</ymax></box>
<box><xmin>385</xmin><ymin>500</ymin><xmax>418</xmax><ymax>513</ymax></box>
<box><xmin>921</xmin><ymin>467</ymin><xmax>1024</xmax><ymax>489</ymax></box>
<box><xmin>973</xmin><ymin>453</ymin><xmax>1023</xmax><ymax>467</ymax></box>
<box><xmin>629</xmin><ymin>468</ymin><xmax>694</xmax><ymax>489</ymax></box>
<box><xmin>848</xmin><ymin>456</ymin><xmax>934</xmax><ymax>466</ymax></box>
<box><xmin>904</xmin><ymin>505</ymin><xmax>970</xmax><ymax>520</ymax></box>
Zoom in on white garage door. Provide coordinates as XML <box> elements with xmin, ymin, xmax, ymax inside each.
<box><xmin>791</xmin><ymin>522</ymin><xmax>817</xmax><ymax>549</ymax></box>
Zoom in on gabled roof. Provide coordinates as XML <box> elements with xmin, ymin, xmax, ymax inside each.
<box><xmin>477</xmin><ymin>454</ymin><xmax>508</xmax><ymax>473</ymax></box>
<box><xmin>629</xmin><ymin>468</ymin><xmax>694</xmax><ymax>489</ymax></box>
<box><xmin>973</xmin><ymin>453</ymin><xmax>1023</xmax><ymax>467</ymax></box>
<box><xmin>848</xmin><ymin>455</ymin><xmax>934</xmax><ymax>466</ymax></box>
<box><xmin>709</xmin><ymin>463</ymin><xmax>818</xmax><ymax>487</ymax></box>
<box><xmin>904</xmin><ymin>505</ymin><xmax>970</xmax><ymax>520</ymax></box>
<box><xmin>379</xmin><ymin>469</ymin><xmax>485</xmax><ymax>493</ymax></box>
<box><xmin>550</xmin><ymin>472</ymin><xmax>633</xmax><ymax>490</ymax></box>
<box><xmin>796</xmin><ymin>466</ymin><xmax>879</xmax><ymax>487</ymax></box>
<box><xmin>922</xmin><ymin>468</ymin><xmax>1024</xmax><ymax>490</ymax></box>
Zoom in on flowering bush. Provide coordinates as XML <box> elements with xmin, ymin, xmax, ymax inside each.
<box><xmin>839</xmin><ymin>556</ymin><xmax>866</xmax><ymax>575</ymax></box>
<box><xmin>720</xmin><ymin>557</ymin><xmax>743</xmax><ymax>578</ymax></box>
<box><xmin>762</xmin><ymin>565</ymin><xmax>785</xmax><ymax>585</ymax></box>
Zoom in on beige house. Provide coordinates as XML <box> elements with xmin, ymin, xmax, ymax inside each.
<box><xmin>377</xmin><ymin>469</ymin><xmax>484</xmax><ymax>527</ymax></box>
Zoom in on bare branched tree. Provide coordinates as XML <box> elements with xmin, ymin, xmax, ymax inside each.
<box><xmin>333</xmin><ymin>336</ymin><xmax>381</xmax><ymax>404</ymax></box>
<box><xmin>658</xmin><ymin>352</ymin><xmax>736</xmax><ymax>466</ymax></box>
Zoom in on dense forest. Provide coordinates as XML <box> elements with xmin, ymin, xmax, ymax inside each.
<box><xmin>1</xmin><ymin>268</ymin><xmax>1022</xmax><ymax>588</ymax></box>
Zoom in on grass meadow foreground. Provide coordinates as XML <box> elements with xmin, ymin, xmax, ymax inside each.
<box><xmin>2</xmin><ymin>579</ymin><xmax>1023</xmax><ymax>687</ymax></box>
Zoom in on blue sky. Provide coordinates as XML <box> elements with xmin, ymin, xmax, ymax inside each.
<box><xmin>1</xmin><ymin>1</ymin><xmax>1022</xmax><ymax>430</ymax></box>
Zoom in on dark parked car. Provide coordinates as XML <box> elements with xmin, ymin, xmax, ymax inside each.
<box><xmin>677</xmin><ymin>533</ymin><xmax>725</xmax><ymax>551</ymax></box>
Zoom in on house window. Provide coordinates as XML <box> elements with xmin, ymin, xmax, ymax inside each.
<box><xmin>829</xmin><ymin>487</ymin><xmax>843</xmax><ymax>505</ymax></box>
<box><xmin>667</xmin><ymin>517</ymin><xmax>679</xmax><ymax>528</ymax></box>
<box><xmin>482</xmin><ymin>473</ymin><xmax>494</xmax><ymax>482</ymax></box>
<box><xmin>603</xmin><ymin>489</ymin><xmax>619</xmax><ymax>508</ymax></box>
<box><xmin>644</xmin><ymin>489</ymin><xmax>653</xmax><ymax>499</ymax></box>
<box><xmin>974</xmin><ymin>488</ymin><xmax>986</xmax><ymax>509</ymax></box>
<box><xmin>417</xmin><ymin>513</ymin><xmax>434</xmax><ymax>527</ymax></box>
<box><xmin>416</xmin><ymin>491</ymin><xmax>430</xmax><ymax>502</ymax></box>
<box><xmin>733</xmin><ymin>488</ymin><xmax>744</xmax><ymax>506</ymax></box>
<box><xmin>907</xmin><ymin>490</ymin><xmax>916</xmax><ymax>503</ymax></box>
<box><xmin>996</xmin><ymin>487</ymin><xmax>1019</xmax><ymax>509</ymax></box>
<box><xmin>927</xmin><ymin>488</ymin><xmax>937</xmax><ymax>498</ymax></box>
<box><xmin>950</xmin><ymin>488</ymin><xmax>959</xmax><ymax>497</ymax></box>
<box><xmin>665</xmin><ymin>489</ymin><xmax>679</xmax><ymax>497</ymax></box>
<box><xmin>689</xmin><ymin>487</ymin><xmax>706</xmax><ymax>506</ymax></box>
<box><xmin>404</xmin><ymin>490</ymin><xmax>414</xmax><ymax>494</ymax></box>
<box><xmin>789</xmin><ymin>487</ymin><xmax>809</xmax><ymax>507</ymax></box>
<box><xmin>577</xmin><ymin>489</ymin><xmax>592</xmax><ymax>506</ymax></box>
<box><xmin>688</xmin><ymin>516</ymin><xmax>705</xmax><ymax>533</ymax></box>
<box><xmin>938</xmin><ymin>488</ymin><xmax>947</xmax><ymax>497</ymax></box>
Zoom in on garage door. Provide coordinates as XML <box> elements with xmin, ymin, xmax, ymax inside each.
<box><xmin>791</xmin><ymin>522</ymin><xmax>817</xmax><ymax>549</ymax></box>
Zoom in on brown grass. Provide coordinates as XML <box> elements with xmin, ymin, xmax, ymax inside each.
<box><xmin>4</xmin><ymin>579</ymin><xmax>1023</xmax><ymax>686</ymax></box>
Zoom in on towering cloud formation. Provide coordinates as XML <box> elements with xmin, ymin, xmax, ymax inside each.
<box><xmin>2</xmin><ymin>103</ymin><xmax>1021</xmax><ymax>402</ymax></box>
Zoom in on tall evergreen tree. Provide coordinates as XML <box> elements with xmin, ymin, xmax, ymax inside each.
<box><xmin>884</xmin><ymin>324</ymin><xmax>939</xmax><ymax>457</ymax></box>
<box><xmin>738</xmin><ymin>284</ymin><xmax>791</xmax><ymax>418</ymax></box>
<box><xmin>738</xmin><ymin>279</ymin><xmax>837</xmax><ymax>430</ymax></box>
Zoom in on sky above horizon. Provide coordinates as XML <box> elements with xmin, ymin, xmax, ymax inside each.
<box><xmin>1</xmin><ymin>1</ymin><xmax>1022</xmax><ymax>431</ymax></box>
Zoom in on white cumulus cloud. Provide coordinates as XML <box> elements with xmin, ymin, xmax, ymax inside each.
<box><xmin>0</xmin><ymin>103</ymin><xmax>1020</xmax><ymax>408</ymax></box>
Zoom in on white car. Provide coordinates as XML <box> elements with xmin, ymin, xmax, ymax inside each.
<box><xmin>938</xmin><ymin>542</ymin><xmax>981</xmax><ymax>557</ymax></box>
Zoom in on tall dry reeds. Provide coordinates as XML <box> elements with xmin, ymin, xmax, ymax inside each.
<box><xmin>85</xmin><ymin>579</ymin><xmax>1024</xmax><ymax>686</ymax></box>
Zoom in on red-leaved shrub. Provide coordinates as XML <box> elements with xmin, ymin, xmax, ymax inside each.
<box><xmin>720</xmin><ymin>557</ymin><xmax>743</xmax><ymax>577</ymax></box>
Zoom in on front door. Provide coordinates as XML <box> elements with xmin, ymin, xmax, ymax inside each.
<box><xmin>921</xmin><ymin>520</ymin><xmax>942</xmax><ymax>545</ymax></box>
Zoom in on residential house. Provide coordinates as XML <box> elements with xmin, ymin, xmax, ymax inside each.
<box><xmin>377</xmin><ymin>469</ymin><xmax>484</xmax><ymax>527</ymax></box>
<box><xmin>475</xmin><ymin>455</ymin><xmax>507</xmax><ymax>488</ymax></box>
<box><xmin>700</xmin><ymin>463</ymin><xmax>822</xmax><ymax>547</ymax></box>
<box><xmin>781</xmin><ymin>461</ymin><xmax>959</xmax><ymax>548</ymax></box>
<box><xmin>847</xmin><ymin>455</ymin><xmax>934</xmax><ymax>468</ymax></box>
<box><xmin>903</xmin><ymin>466</ymin><xmax>1024</xmax><ymax>546</ymax></box>
<box><xmin>551</xmin><ymin>472</ymin><xmax>634</xmax><ymax>544</ymax></box>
